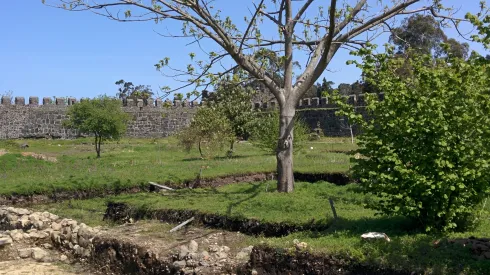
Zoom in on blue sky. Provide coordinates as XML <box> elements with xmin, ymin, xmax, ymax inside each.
<box><xmin>1</xmin><ymin>0</ymin><xmax>487</xmax><ymax>101</ymax></box>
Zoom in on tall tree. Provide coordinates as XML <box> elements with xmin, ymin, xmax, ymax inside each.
<box><xmin>390</xmin><ymin>14</ymin><xmax>470</xmax><ymax>59</ymax></box>
<box><xmin>115</xmin><ymin>79</ymin><xmax>154</xmax><ymax>102</ymax></box>
<box><xmin>45</xmin><ymin>0</ymin><xmax>481</xmax><ymax>192</ymax></box>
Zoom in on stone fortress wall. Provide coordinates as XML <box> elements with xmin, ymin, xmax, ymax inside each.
<box><xmin>0</xmin><ymin>94</ymin><xmax>376</xmax><ymax>140</ymax></box>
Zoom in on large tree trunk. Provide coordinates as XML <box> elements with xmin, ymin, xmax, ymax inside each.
<box><xmin>276</xmin><ymin>105</ymin><xmax>296</xmax><ymax>193</ymax></box>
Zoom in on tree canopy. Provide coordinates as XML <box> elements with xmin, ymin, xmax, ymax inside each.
<box><xmin>63</xmin><ymin>96</ymin><xmax>130</xmax><ymax>158</ymax></box>
<box><xmin>390</xmin><ymin>14</ymin><xmax>470</xmax><ymax>59</ymax></box>
<box><xmin>115</xmin><ymin>79</ymin><xmax>154</xmax><ymax>102</ymax></box>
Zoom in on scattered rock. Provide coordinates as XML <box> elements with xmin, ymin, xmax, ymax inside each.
<box><xmin>0</xmin><ymin>236</ymin><xmax>13</xmax><ymax>246</ymax></box>
<box><xmin>31</xmin><ymin>247</ymin><xmax>49</xmax><ymax>262</ymax></box>
<box><xmin>215</xmin><ymin>251</ymin><xmax>228</xmax><ymax>259</ymax></box>
<box><xmin>41</xmin><ymin>243</ymin><xmax>53</xmax><ymax>249</ymax></box>
<box><xmin>18</xmin><ymin>248</ymin><xmax>32</xmax><ymax>259</ymax></box>
<box><xmin>51</xmin><ymin>222</ymin><xmax>62</xmax><ymax>231</ymax></box>
<box><xmin>208</xmin><ymin>244</ymin><xmax>220</xmax><ymax>252</ymax></box>
<box><xmin>189</xmin><ymin>240</ymin><xmax>199</xmax><ymax>253</ymax></box>
<box><xmin>60</xmin><ymin>254</ymin><xmax>68</xmax><ymax>262</ymax></box>
<box><xmin>235</xmin><ymin>251</ymin><xmax>250</xmax><ymax>261</ymax></box>
<box><xmin>201</xmin><ymin>251</ymin><xmax>210</xmax><ymax>261</ymax></box>
<box><xmin>173</xmin><ymin>260</ymin><xmax>187</xmax><ymax>269</ymax></box>
<box><xmin>186</xmin><ymin>259</ymin><xmax>199</xmax><ymax>268</ymax></box>
<box><xmin>9</xmin><ymin>230</ymin><xmax>24</xmax><ymax>241</ymax></box>
<box><xmin>179</xmin><ymin>245</ymin><xmax>190</xmax><ymax>260</ymax></box>
<box><xmin>361</xmin><ymin>232</ymin><xmax>391</xmax><ymax>242</ymax></box>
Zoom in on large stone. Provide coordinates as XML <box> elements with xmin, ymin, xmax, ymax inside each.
<box><xmin>173</xmin><ymin>260</ymin><xmax>187</xmax><ymax>269</ymax></box>
<box><xmin>484</xmin><ymin>252</ymin><xmax>490</xmax><ymax>259</ymax></box>
<box><xmin>31</xmin><ymin>247</ymin><xmax>49</xmax><ymax>261</ymax></box>
<box><xmin>0</xmin><ymin>236</ymin><xmax>13</xmax><ymax>246</ymax></box>
<box><xmin>11</xmin><ymin>208</ymin><xmax>31</xmax><ymax>215</ymax></box>
<box><xmin>18</xmin><ymin>248</ymin><xmax>32</xmax><ymax>258</ymax></box>
<box><xmin>186</xmin><ymin>259</ymin><xmax>199</xmax><ymax>268</ymax></box>
<box><xmin>200</xmin><ymin>251</ymin><xmax>210</xmax><ymax>261</ymax></box>
<box><xmin>50</xmin><ymin>231</ymin><xmax>61</xmax><ymax>244</ymax></box>
<box><xmin>78</xmin><ymin>235</ymin><xmax>90</xmax><ymax>248</ymax></box>
<box><xmin>189</xmin><ymin>240</ymin><xmax>199</xmax><ymax>253</ymax></box>
<box><xmin>9</xmin><ymin>230</ymin><xmax>24</xmax><ymax>241</ymax></box>
<box><xmin>51</xmin><ymin>222</ymin><xmax>62</xmax><ymax>231</ymax></box>
<box><xmin>179</xmin><ymin>245</ymin><xmax>190</xmax><ymax>260</ymax></box>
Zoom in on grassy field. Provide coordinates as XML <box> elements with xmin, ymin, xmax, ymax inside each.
<box><xmin>0</xmin><ymin>137</ymin><xmax>355</xmax><ymax>196</ymax></box>
<box><xmin>34</xmin><ymin>181</ymin><xmax>490</xmax><ymax>274</ymax></box>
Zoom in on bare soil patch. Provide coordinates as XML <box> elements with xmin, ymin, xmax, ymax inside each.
<box><xmin>20</xmin><ymin>152</ymin><xmax>58</xmax><ymax>163</ymax></box>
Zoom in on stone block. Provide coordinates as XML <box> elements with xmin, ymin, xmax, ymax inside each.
<box><xmin>55</xmin><ymin>98</ymin><xmax>65</xmax><ymax>105</ymax></box>
<box><xmin>43</xmin><ymin>97</ymin><xmax>52</xmax><ymax>105</ymax></box>
<box><xmin>15</xmin><ymin>97</ymin><xmax>25</xmax><ymax>105</ymax></box>
<box><xmin>1</xmin><ymin>96</ymin><xmax>11</xmax><ymax>105</ymax></box>
<box><xmin>29</xmin><ymin>97</ymin><xmax>39</xmax><ymax>106</ymax></box>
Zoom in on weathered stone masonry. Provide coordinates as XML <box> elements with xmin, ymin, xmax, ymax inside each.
<box><xmin>0</xmin><ymin>94</ymin><xmax>372</xmax><ymax>139</ymax></box>
<box><xmin>0</xmin><ymin>96</ymin><xmax>198</xmax><ymax>139</ymax></box>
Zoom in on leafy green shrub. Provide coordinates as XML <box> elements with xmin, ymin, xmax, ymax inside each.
<box><xmin>248</xmin><ymin>111</ymin><xmax>309</xmax><ymax>154</ymax></box>
<box><xmin>350</xmin><ymin>46</ymin><xmax>490</xmax><ymax>232</ymax></box>
<box><xmin>177</xmin><ymin>107</ymin><xmax>234</xmax><ymax>158</ymax></box>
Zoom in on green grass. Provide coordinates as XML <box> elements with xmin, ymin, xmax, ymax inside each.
<box><xmin>34</xmin><ymin>182</ymin><xmax>490</xmax><ymax>274</ymax></box>
<box><xmin>0</xmin><ymin>137</ymin><xmax>352</xmax><ymax>196</ymax></box>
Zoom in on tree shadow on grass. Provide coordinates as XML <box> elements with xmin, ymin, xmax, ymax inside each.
<box><xmin>301</xmin><ymin>216</ymin><xmax>490</xmax><ymax>274</ymax></box>
<box><xmin>223</xmin><ymin>183</ymin><xmax>262</xmax><ymax>217</ymax></box>
<box><xmin>181</xmin><ymin>155</ymin><xmax>253</xmax><ymax>162</ymax></box>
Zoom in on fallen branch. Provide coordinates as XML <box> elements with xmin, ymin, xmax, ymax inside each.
<box><xmin>149</xmin><ymin>182</ymin><xmax>175</xmax><ymax>191</ymax></box>
<box><xmin>169</xmin><ymin>217</ymin><xmax>195</xmax><ymax>233</ymax></box>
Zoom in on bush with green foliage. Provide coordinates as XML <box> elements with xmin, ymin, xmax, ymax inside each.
<box><xmin>346</xmin><ymin>45</ymin><xmax>490</xmax><ymax>232</ymax></box>
<box><xmin>177</xmin><ymin>107</ymin><xmax>234</xmax><ymax>158</ymax></box>
<box><xmin>64</xmin><ymin>96</ymin><xmax>130</xmax><ymax>158</ymax></box>
<box><xmin>248</xmin><ymin>111</ymin><xmax>309</xmax><ymax>154</ymax></box>
<box><xmin>208</xmin><ymin>76</ymin><xmax>258</xmax><ymax>155</ymax></box>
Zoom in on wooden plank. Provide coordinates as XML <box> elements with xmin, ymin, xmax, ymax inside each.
<box><xmin>169</xmin><ymin>217</ymin><xmax>195</xmax><ymax>233</ymax></box>
<box><xmin>149</xmin><ymin>182</ymin><xmax>175</xmax><ymax>191</ymax></box>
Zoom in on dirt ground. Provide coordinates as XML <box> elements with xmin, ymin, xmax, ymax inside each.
<box><xmin>0</xmin><ymin>260</ymin><xmax>89</xmax><ymax>275</ymax></box>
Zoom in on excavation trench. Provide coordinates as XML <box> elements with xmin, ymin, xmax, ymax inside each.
<box><xmin>0</xmin><ymin>172</ymin><xmax>352</xmax><ymax>206</ymax></box>
<box><xmin>103</xmin><ymin>202</ymin><xmax>330</xmax><ymax>238</ymax></box>
<box><xmin>0</xmin><ymin>206</ymin><xmax>412</xmax><ymax>275</ymax></box>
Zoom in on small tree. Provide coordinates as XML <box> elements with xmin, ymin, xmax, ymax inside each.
<box><xmin>208</xmin><ymin>77</ymin><xmax>258</xmax><ymax>155</ymax></box>
<box><xmin>64</xmin><ymin>96</ymin><xmax>130</xmax><ymax>158</ymax></box>
<box><xmin>348</xmin><ymin>45</ymin><xmax>490</xmax><ymax>232</ymax></box>
<box><xmin>178</xmin><ymin>107</ymin><xmax>234</xmax><ymax>158</ymax></box>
